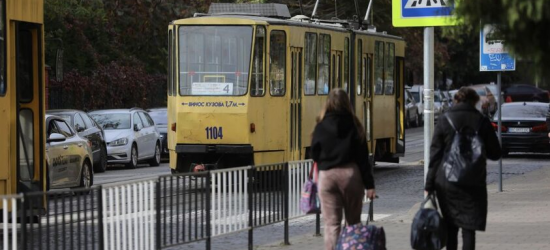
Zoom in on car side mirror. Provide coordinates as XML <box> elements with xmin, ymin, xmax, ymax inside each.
<box><xmin>47</xmin><ymin>133</ymin><xmax>66</xmax><ymax>143</ymax></box>
<box><xmin>134</xmin><ymin>124</ymin><xmax>142</xmax><ymax>131</ymax></box>
<box><xmin>75</xmin><ymin>124</ymin><xmax>84</xmax><ymax>133</ymax></box>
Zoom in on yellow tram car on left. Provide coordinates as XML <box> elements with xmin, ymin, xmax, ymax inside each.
<box><xmin>0</xmin><ymin>0</ymin><xmax>47</xmax><ymax>197</ymax></box>
<box><xmin>167</xmin><ymin>3</ymin><xmax>406</xmax><ymax>173</ymax></box>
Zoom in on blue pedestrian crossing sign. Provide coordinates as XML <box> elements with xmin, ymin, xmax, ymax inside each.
<box><xmin>480</xmin><ymin>25</ymin><xmax>515</xmax><ymax>72</ymax></box>
<box><xmin>393</xmin><ymin>0</ymin><xmax>457</xmax><ymax>27</ymax></box>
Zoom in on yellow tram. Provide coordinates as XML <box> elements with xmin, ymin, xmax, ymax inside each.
<box><xmin>0</xmin><ymin>0</ymin><xmax>46</xmax><ymax>196</ymax></box>
<box><xmin>167</xmin><ymin>3</ymin><xmax>405</xmax><ymax>173</ymax></box>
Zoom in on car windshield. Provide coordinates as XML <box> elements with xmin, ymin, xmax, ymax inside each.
<box><xmin>148</xmin><ymin>110</ymin><xmax>167</xmax><ymax>125</ymax></box>
<box><xmin>502</xmin><ymin>105</ymin><xmax>548</xmax><ymax>119</ymax></box>
<box><xmin>411</xmin><ymin>91</ymin><xmax>420</xmax><ymax>103</ymax></box>
<box><xmin>179</xmin><ymin>25</ymin><xmax>253</xmax><ymax>96</ymax></box>
<box><xmin>56</xmin><ymin>114</ymin><xmax>72</xmax><ymax>124</ymax></box>
<box><xmin>90</xmin><ymin>113</ymin><xmax>131</xmax><ymax>130</ymax></box>
<box><xmin>474</xmin><ymin>88</ymin><xmax>486</xmax><ymax>96</ymax></box>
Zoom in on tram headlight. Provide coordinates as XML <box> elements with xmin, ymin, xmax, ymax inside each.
<box><xmin>110</xmin><ymin>137</ymin><xmax>128</xmax><ymax>146</ymax></box>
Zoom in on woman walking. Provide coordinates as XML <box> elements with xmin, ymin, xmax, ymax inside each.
<box><xmin>425</xmin><ymin>87</ymin><xmax>501</xmax><ymax>250</ymax></box>
<box><xmin>311</xmin><ymin>88</ymin><xmax>376</xmax><ymax>250</ymax></box>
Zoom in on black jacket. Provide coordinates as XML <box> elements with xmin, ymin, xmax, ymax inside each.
<box><xmin>425</xmin><ymin>103</ymin><xmax>501</xmax><ymax>231</ymax></box>
<box><xmin>311</xmin><ymin>112</ymin><xmax>375</xmax><ymax>189</ymax></box>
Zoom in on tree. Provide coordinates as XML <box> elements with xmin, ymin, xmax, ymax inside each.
<box><xmin>453</xmin><ymin>0</ymin><xmax>550</xmax><ymax>79</ymax></box>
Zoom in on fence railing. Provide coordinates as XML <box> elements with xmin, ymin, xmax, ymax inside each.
<box><xmin>0</xmin><ymin>160</ymin><xmax>341</xmax><ymax>250</ymax></box>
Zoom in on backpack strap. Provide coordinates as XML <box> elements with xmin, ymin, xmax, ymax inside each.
<box><xmin>445</xmin><ymin>114</ymin><xmax>458</xmax><ymax>132</ymax></box>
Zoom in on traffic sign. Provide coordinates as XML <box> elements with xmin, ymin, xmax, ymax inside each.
<box><xmin>480</xmin><ymin>25</ymin><xmax>515</xmax><ymax>71</ymax></box>
<box><xmin>392</xmin><ymin>0</ymin><xmax>457</xmax><ymax>27</ymax></box>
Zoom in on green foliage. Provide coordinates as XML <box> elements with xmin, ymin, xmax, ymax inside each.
<box><xmin>45</xmin><ymin>0</ymin><xmax>211</xmax><ymax>109</ymax></box>
<box><xmin>453</xmin><ymin>0</ymin><xmax>550</xmax><ymax>79</ymax></box>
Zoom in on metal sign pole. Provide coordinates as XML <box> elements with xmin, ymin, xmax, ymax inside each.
<box><xmin>423</xmin><ymin>27</ymin><xmax>434</xmax><ymax>186</ymax></box>
<box><xmin>497</xmin><ymin>72</ymin><xmax>503</xmax><ymax>192</ymax></box>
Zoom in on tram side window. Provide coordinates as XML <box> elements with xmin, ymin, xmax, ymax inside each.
<box><xmin>270</xmin><ymin>30</ymin><xmax>286</xmax><ymax>96</ymax></box>
<box><xmin>318</xmin><ymin>34</ymin><xmax>330</xmax><ymax>95</ymax></box>
<box><xmin>356</xmin><ymin>39</ymin><xmax>362</xmax><ymax>96</ymax></box>
<box><xmin>251</xmin><ymin>26</ymin><xmax>265</xmax><ymax>97</ymax></box>
<box><xmin>168</xmin><ymin>30</ymin><xmax>172</xmax><ymax>96</ymax></box>
<box><xmin>344</xmin><ymin>37</ymin><xmax>349</xmax><ymax>93</ymax></box>
<box><xmin>304</xmin><ymin>33</ymin><xmax>317</xmax><ymax>95</ymax></box>
<box><xmin>385</xmin><ymin>42</ymin><xmax>395</xmax><ymax>95</ymax></box>
<box><xmin>374</xmin><ymin>41</ymin><xmax>384</xmax><ymax>95</ymax></box>
<box><xmin>0</xmin><ymin>5</ymin><xmax>4</xmax><ymax>97</ymax></box>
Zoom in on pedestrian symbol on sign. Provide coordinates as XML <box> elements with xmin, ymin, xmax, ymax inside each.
<box><xmin>401</xmin><ymin>0</ymin><xmax>453</xmax><ymax>18</ymax></box>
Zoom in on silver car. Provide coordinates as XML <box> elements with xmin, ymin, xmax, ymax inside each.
<box><xmin>89</xmin><ymin>108</ymin><xmax>161</xmax><ymax>169</ymax></box>
<box><xmin>46</xmin><ymin>115</ymin><xmax>94</xmax><ymax>189</ymax></box>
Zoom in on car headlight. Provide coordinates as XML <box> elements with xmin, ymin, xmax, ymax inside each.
<box><xmin>110</xmin><ymin>137</ymin><xmax>128</xmax><ymax>146</ymax></box>
<box><xmin>159</xmin><ymin>134</ymin><xmax>164</xmax><ymax>139</ymax></box>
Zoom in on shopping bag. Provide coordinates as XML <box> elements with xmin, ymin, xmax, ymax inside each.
<box><xmin>410</xmin><ymin>194</ymin><xmax>447</xmax><ymax>250</ymax></box>
<box><xmin>336</xmin><ymin>201</ymin><xmax>386</xmax><ymax>250</ymax></box>
<box><xmin>300</xmin><ymin>162</ymin><xmax>321</xmax><ymax>214</ymax></box>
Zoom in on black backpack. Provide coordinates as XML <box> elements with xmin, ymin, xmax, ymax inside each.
<box><xmin>410</xmin><ymin>194</ymin><xmax>447</xmax><ymax>250</ymax></box>
<box><xmin>442</xmin><ymin>115</ymin><xmax>486</xmax><ymax>186</ymax></box>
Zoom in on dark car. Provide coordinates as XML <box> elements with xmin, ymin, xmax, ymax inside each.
<box><xmin>147</xmin><ymin>108</ymin><xmax>168</xmax><ymax>158</ymax></box>
<box><xmin>503</xmin><ymin>84</ymin><xmax>549</xmax><ymax>103</ymax></box>
<box><xmin>493</xmin><ymin>102</ymin><xmax>550</xmax><ymax>155</ymax></box>
<box><xmin>47</xmin><ymin>109</ymin><xmax>108</xmax><ymax>172</ymax></box>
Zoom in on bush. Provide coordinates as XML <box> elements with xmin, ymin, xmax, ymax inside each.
<box><xmin>48</xmin><ymin>60</ymin><xmax>166</xmax><ymax>110</ymax></box>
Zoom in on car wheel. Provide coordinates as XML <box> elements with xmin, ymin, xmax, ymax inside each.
<box><xmin>418</xmin><ymin>113</ymin><xmax>424</xmax><ymax>126</ymax></box>
<box><xmin>79</xmin><ymin>160</ymin><xmax>92</xmax><ymax>189</ymax></box>
<box><xmin>413</xmin><ymin>113</ymin><xmax>420</xmax><ymax>127</ymax></box>
<box><xmin>502</xmin><ymin>150</ymin><xmax>510</xmax><ymax>157</ymax></box>
<box><xmin>95</xmin><ymin>145</ymin><xmax>107</xmax><ymax>173</ymax></box>
<box><xmin>149</xmin><ymin>143</ymin><xmax>161</xmax><ymax>167</ymax></box>
<box><xmin>405</xmin><ymin>114</ymin><xmax>410</xmax><ymax>128</ymax></box>
<box><xmin>126</xmin><ymin>144</ymin><xmax>138</xmax><ymax>169</ymax></box>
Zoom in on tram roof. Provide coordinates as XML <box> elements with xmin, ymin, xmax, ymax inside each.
<box><xmin>172</xmin><ymin>14</ymin><xmax>403</xmax><ymax>41</ymax></box>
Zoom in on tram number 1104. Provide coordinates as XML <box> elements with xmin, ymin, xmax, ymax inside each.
<box><xmin>205</xmin><ymin>126</ymin><xmax>224</xmax><ymax>140</ymax></box>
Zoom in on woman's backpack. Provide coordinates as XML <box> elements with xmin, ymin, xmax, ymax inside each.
<box><xmin>410</xmin><ymin>194</ymin><xmax>447</xmax><ymax>250</ymax></box>
<box><xmin>442</xmin><ymin>115</ymin><xmax>486</xmax><ymax>186</ymax></box>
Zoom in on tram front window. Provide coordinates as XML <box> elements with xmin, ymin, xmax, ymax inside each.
<box><xmin>179</xmin><ymin>25</ymin><xmax>253</xmax><ymax>96</ymax></box>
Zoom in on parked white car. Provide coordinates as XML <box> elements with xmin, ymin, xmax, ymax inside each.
<box><xmin>89</xmin><ymin>108</ymin><xmax>161</xmax><ymax>169</ymax></box>
<box><xmin>409</xmin><ymin>85</ymin><xmax>424</xmax><ymax>124</ymax></box>
<box><xmin>46</xmin><ymin>115</ymin><xmax>94</xmax><ymax>189</ymax></box>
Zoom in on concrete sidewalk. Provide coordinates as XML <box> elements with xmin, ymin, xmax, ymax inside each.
<box><xmin>255</xmin><ymin>166</ymin><xmax>550</xmax><ymax>250</ymax></box>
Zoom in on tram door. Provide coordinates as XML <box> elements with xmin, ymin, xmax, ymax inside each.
<box><xmin>331</xmin><ymin>51</ymin><xmax>342</xmax><ymax>89</ymax></box>
<box><xmin>363</xmin><ymin>54</ymin><xmax>373</xmax><ymax>147</ymax></box>
<box><xmin>396</xmin><ymin>57</ymin><xmax>405</xmax><ymax>155</ymax></box>
<box><xmin>15</xmin><ymin>22</ymin><xmax>45</xmax><ymax>194</ymax></box>
<box><xmin>289</xmin><ymin>48</ymin><xmax>302</xmax><ymax>161</ymax></box>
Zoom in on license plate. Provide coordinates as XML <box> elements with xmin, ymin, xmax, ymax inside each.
<box><xmin>509</xmin><ymin>127</ymin><xmax>530</xmax><ymax>133</ymax></box>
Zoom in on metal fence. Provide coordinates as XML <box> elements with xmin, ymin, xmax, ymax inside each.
<box><xmin>102</xmin><ymin>180</ymin><xmax>156</xmax><ymax>250</ymax></box>
<box><xmin>0</xmin><ymin>160</ymin><xmax>327</xmax><ymax>250</ymax></box>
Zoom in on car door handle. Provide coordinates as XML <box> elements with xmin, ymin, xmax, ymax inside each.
<box><xmin>63</xmin><ymin>145</ymin><xmax>69</xmax><ymax>149</ymax></box>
